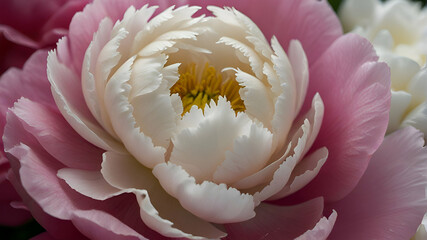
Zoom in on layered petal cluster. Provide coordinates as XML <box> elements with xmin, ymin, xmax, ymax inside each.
<box><xmin>0</xmin><ymin>0</ymin><xmax>91</xmax><ymax>226</ymax></box>
<box><xmin>1</xmin><ymin>0</ymin><xmax>427</xmax><ymax>239</ymax></box>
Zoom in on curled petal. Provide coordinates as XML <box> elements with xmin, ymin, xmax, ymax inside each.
<box><xmin>295</xmin><ymin>210</ymin><xmax>337</xmax><ymax>240</ymax></box>
<box><xmin>100</xmin><ymin>151</ymin><xmax>226</xmax><ymax>239</ymax></box>
<box><xmin>103</xmin><ymin>57</ymin><xmax>165</xmax><ymax>168</ymax></box>
<box><xmin>171</xmin><ymin>98</ymin><xmax>252</xmax><ymax>181</ymax></box>
<box><xmin>296</xmin><ymin>34</ymin><xmax>391</xmax><ymax>201</ymax></box>
<box><xmin>224</xmin><ymin>197</ymin><xmax>324</xmax><ymax>240</ymax></box>
<box><xmin>48</xmin><ymin>46</ymin><xmax>123</xmax><ymax>152</ymax></box>
<box><xmin>153</xmin><ymin>162</ymin><xmax>256</xmax><ymax>224</ymax></box>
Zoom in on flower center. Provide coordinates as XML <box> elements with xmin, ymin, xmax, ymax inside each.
<box><xmin>170</xmin><ymin>63</ymin><xmax>245</xmax><ymax>115</ymax></box>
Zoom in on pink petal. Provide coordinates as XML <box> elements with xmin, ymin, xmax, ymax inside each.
<box><xmin>295</xmin><ymin>210</ymin><xmax>337</xmax><ymax>240</ymax></box>
<box><xmin>0</xmin><ymin>50</ymin><xmax>55</xmax><ymax>143</ymax></box>
<box><xmin>0</xmin><ymin>25</ymin><xmax>38</xmax><ymax>48</ymax></box>
<box><xmin>288</xmin><ymin>34</ymin><xmax>391</xmax><ymax>202</ymax></box>
<box><xmin>11</xmin><ymin>98</ymin><xmax>102</xmax><ymax>170</ymax></box>
<box><xmin>224</xmin><ymin>197</ymin><xmax>324</xmax><ymax>240</ymax></box>
<box><xmin>71</xmin><ymin>209</ymin><xmax>146</xmax><ymax>240</ymax></box>
<box><xmin>4</xmin><ymin>115</ymin><xmax>158</xmax><ymax>239</ymax></box>
<box><xmin>326</xmin><ymin>127</ymin><xmax>427</xmax><ymax>239</ymax></box>
<box><xmin>8</xmin><ymin>170</ymin><xmax>88</xmax><ymax>240</ymax></box>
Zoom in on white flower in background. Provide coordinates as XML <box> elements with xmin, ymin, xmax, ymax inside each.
<box><xmin>340</xmin><ymin>0</ymin><xmax>427</xmax><ymax>65</ymax></box>
<box><xmin>340</xmin><ymin>0</ymin><xmax>427</xmax><ymax>238</ymax></box>
<box><xmin>339</xmin><ymin>0</ymin><xmax>427</xmax><ymax>138</ymax></box>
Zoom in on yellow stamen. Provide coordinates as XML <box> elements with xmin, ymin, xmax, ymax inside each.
<box><xmin>170</xmin><ymin>63</ymin><xmax>245</xmax><ymax>115</ymax></box>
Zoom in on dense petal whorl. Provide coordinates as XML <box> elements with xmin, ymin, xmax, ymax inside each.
<box><xmin>49</xmin><ymin>4</ymin><xmax>324</xmax><ymax>235</ymax></box>
<box><xmin>5</xmin><ymin>0</ymin><xmax>420</xmax><ymax>239</ymax></box>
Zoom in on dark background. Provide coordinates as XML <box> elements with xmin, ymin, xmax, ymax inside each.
<box><xmin>1</xmin><ymin>0</ymin><xmax>427</xmax><ymax>239</ymax></box>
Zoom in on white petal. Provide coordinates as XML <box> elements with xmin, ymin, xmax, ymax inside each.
<box><xmin>234</xmin><ymin>69</ymin><xmax>274</xmax><ymax>127</ymax></box>
<box><xmin>89</xmin><ymin>25</ymin><xmax>129</xmax><ymax>137</ymax></box>
<box><xmin>407</xmin><ymin>67</ymin><xmax>427</xmax><ymax>108</ymax></box>
<box><xmin>57</xmin><ymin>168</ymin><xmax>125</xmax><ymax>200</ymax></box>
<box><xmin>113</xmin><ymin>5</ymin><xmax>158</xmax><ymax>59</ymax></box>
<box><xmin>138</xmin><ymin>40</ymin><xmax>176</xmax><ymax>57</ymax></box>
<box><xmin>231</xmin><ymin>143</ymin><xmax>292</xmax><ymax>190</ymax></box>
<box><xmin>372</xmin><ymin>29</ymin><xmax>394</xmax><ymax>50</ymax></box>
<box><xmin>217</xmin><ymin>37</ymin><xmax>264</xmax><ymax>79</ymax></box>
<box><xmin>213</xmin><ymin>122</ymin><xmax>273</xmax><ymax>185</ymax></box>
<box><xmin>388</xmin><ymin>56</ymin><xmax>420</xmax><ymax>91</ymax></box>
<box><xmin>338</xmin><ymin>0</ymin><xmax>376</xmax><ymax>32</ymax></box>
<box><xmin>290</xmin><ymin>93</ymin><xmax>324</xmax><ymax>157</ymax></box>
<box><xmin>295</xmin><ymin>210</ymin><xmax>337</xmax><ymax>240</ymax></box>
<box><xmin>100</xmin><ymin>151</ymin><xmax>226</xmax><ymax>239</ymax></box>
<box><xmin>104</xmin><ymin>57</ymin><xmax>165</xmax><ymax>168</ymax></box>
<box><xmin>170</xmin><ymin>97</ymin><xmax>252</xmax><ymax>181</ymax></box>
<box><xmin>131</xmin><ymin>91</ymin><xmax>178</xmax><ymax>149</ymax></box>
<box><xmin>288</xmin><ymin>40</ymin><xmax>309</xmax><ymax>115</ymax></box>
<box><xmin>230</xmin><ymin>8</ymin><xmax>272</xmax><ymax>58</ymax></box>
<box><xmin>402</xmin><ymin>101</ymin><xmax>427</xmax><ymax>136</ymax></box>
<box><xmin>270</xmin><ymin>36</ymin><xmax>297</xmax><ymax>149</ymax></box>
<box><xmin>387</xmin><ymin>90</ymin><xmax>412</xmax><ymax>134</ymax></box>
<box><xmin>82</xmin><ymin>18</ymin><xmax>115</xmax><ymax>136</ymax></box>
<box><xmin>153</xmin><ymin>162</ymin><xmax>256</xmax><ymax>224</ymax></box>
<box><xmin>269</xmin><ymin>147</ymin><xmax>328</xmax><ymax>200</ymax></box>
<box><xmin>129</xmin><ymin>55</ymin><xmax>166</xmax><ymax>98</ymax></box>
<box><xmin>253</xmin><ymin>119</ymin><xmax>310</xmax><ymax>204</ymax></box>
<box><xmin>47</xmin><ymin>49</ymin><xmax>123</xmax><ymax>152</ymax></box>
<box><xmin>132</xmin><ymin>6</ymin><xmax>201</xmax><ymax>55</ymax></box>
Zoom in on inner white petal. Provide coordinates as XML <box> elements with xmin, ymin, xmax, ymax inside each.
<box><xmin>213</xmin><ymin>122</ymin><xmax>273</xmax><ymax>185</ymax></box>
<box><xmin>170</xmin><ymin>97</ymin><xmax>253</xmax><ymax>182</ymax></box>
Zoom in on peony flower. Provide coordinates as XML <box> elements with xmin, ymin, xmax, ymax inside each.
<box><xmin>2</xmin><ymin>0</ymin><xmax>427</xmax><ymax>239</ymax></box>
<box><xmin>0</xmin><ymin>0</ymin><xmax>90</xmax><ymax>226</ymax></box>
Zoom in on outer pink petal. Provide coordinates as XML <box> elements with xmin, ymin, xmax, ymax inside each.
<box><xmin>0</xmin><ymin>50</ymin><xmax>55</xmax><ymax>135</ymax></box>
<box><xmin>285</xmin><ymin>34</ymin><xmax>391</xmax><ymax>202</ymax></box>
<box><xmin>11</xmin><ymin>98</ymin><xmax>102</xmax><ymax>170</ymax></box>
<box><xmin>326</xmin><ymin>127</ymin><xmax>427</xmax><ymax>239</ymax></box>
<box><xmin>223</xmin><ymin>197</ymin><xmax>324</xmax><ymax>240</ymax></box>
<box><xmin>0</xmin><ymin>50</ymin><xmax>55</xmax><ymax>155</ymax></box>
<box><xmin>71</xmin><ymin>209</ymin><xmax>146</xmax><ymax>240</ymax></box>
<box><xmin>0</xmin><ymin>50</ymin><xmax>54</xmax><ymax>226</ymax></box>
<box><xmin>8</xmin><ymin>169</ymin><xmax>87</xmax><ymax>240</ymax></box>
<box><xmin>4</xmin><ymin>102</ymin><xmax>166</xmax><ymax>239</ymax></box>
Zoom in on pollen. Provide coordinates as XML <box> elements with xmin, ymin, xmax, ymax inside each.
<box><xmin>170</xmin><ymin>63</ymin><xmax>245</xmax><ymax>115</ymax></box>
